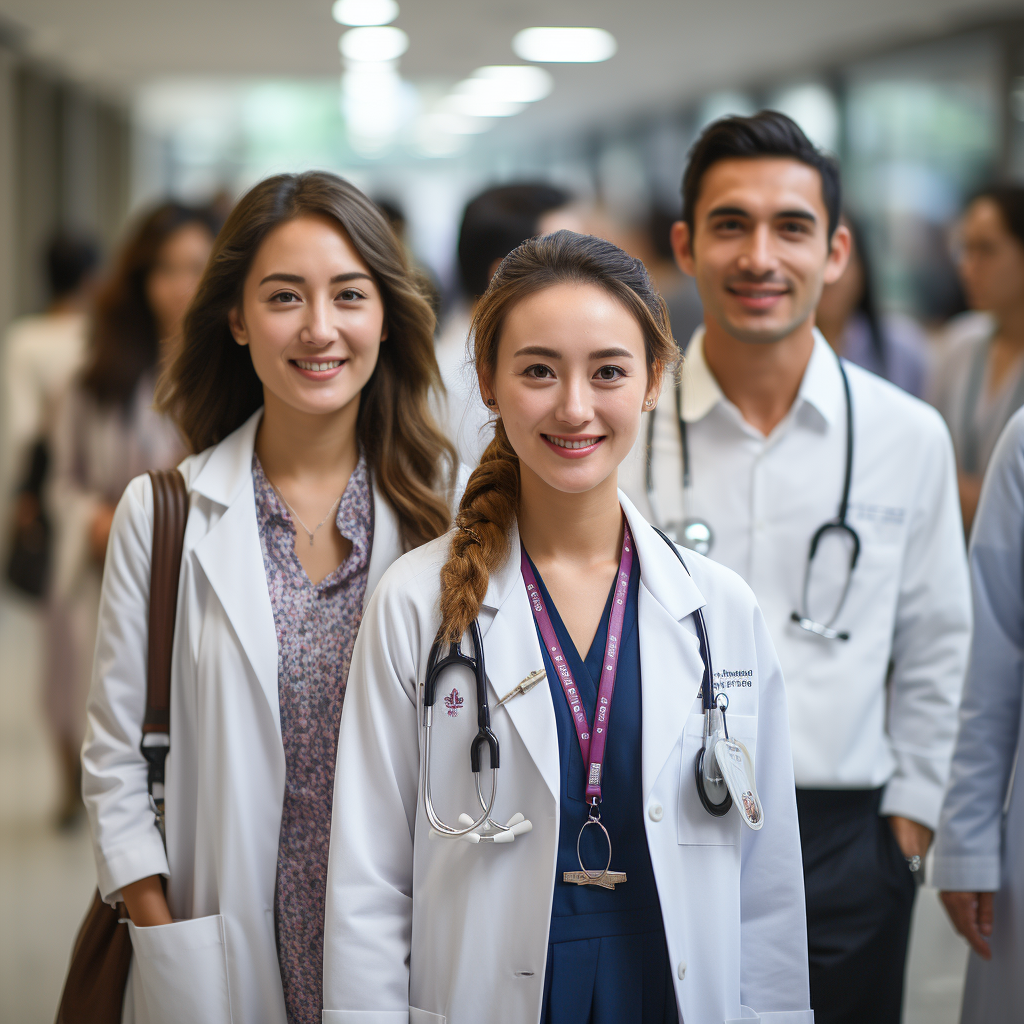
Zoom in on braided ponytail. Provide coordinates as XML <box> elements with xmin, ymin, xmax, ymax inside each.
<box><xmin>438</xmin><ymin>420</ymin><xmax>520</xmax><ymax>644</ymax></box>
<box><xmin>436</xmin><ymin>230</ymin><xmax>676</xmax><ymax>644</ymax></box>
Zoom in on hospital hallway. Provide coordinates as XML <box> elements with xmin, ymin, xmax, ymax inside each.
<box><xmin>0</xmin><ymin>584</ymin><xmax>973</xmax><ymax>1022</ymax></box>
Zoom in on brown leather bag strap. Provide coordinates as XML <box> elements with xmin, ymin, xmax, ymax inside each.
<box><xmin>140</xmin><ymin>469</ymin><xmax>188</xmax><ymax>834</ymax></box>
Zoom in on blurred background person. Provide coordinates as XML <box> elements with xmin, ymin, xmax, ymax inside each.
<box><xmin>374</xmin><ymin>195</ymin><xmax>441</xmax><ymax>318</ymax></box>
<box><xmin>631</xmin><ymin>205</ymin><xmax>704</xmax><ymax>350</ymax></box>
<box><xmin>930</xmin><ymin>186</ymin><xmax>1024</xmax><ymax>534</ymax></box>
<box><xmin>2</xmin><ymin>232</ymin><xmax>100</xmax><ymax>599</ymax></box>
<box><xmin>933</xmin><ymin>406</ymin><xmax>1024</xmax><ymax>1022</ymax></box>
<box><xmin>816</xmin><ymin>215</ymin><xmax>931</xmax><ymax>398</ymax></box>
<box><xmin>43</xmin><ymin>202</ymin><xmax>215</xmax><ymax>827</ymax></box>
<box><xmin>436</xmin><ymin>183</ymin><xmax>577</xmax><ymax>466</ymax></box>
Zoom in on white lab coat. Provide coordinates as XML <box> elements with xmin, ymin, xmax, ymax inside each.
<box><xmin>323</xmin><ymin>493</ymin><xmax>813</xmax><ymax>1024</ymax></box>
<box><xmin>81</xmin><ymin>409</ymin><xmax>405</xmax><ymax>1024</ymax></box>
<box><xmin>932</xmin><ymin>408</ymin><xmax>1024</xmax><ymax>1022</ymax></box>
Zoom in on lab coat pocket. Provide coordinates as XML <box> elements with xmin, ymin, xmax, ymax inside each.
<box><xmin>128</xmin><ymin>914</ymin><xmax>231</xmax><ymax>1024</ymax></box>
<box><xmin>677</xmin><ymin>713</ymin><xmax>757</xmax><ymax>846</ymax></box>
<box><xmin>410</xmin><ymin>1009</ymin><xmax>446</xmax><ymax>1023</ymax></box>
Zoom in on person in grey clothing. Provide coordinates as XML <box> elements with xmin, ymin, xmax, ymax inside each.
<box><xmin>933</xmin><ymin>405</ymin><xmax>1024</xmax><ymax>1022</ymax></box>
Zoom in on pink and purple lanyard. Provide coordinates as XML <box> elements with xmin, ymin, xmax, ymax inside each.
<box><xmin>520</xmin><ymin>520</ymin><xmax>634</xmax><ymax>807</ymax></box>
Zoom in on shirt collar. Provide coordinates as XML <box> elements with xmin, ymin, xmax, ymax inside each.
<box><xmin>680</xmin><ymin>324</ymin><xmax>844</xmax><ymax>430</ymax></box>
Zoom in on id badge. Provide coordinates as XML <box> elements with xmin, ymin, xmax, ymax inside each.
<box><xmin>714</xmin><ymin>737</ymin><xmax>763</xmax><ymax>830</ymax></box>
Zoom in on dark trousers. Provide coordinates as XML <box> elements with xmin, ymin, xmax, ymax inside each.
<box><xmin>796</xmin><ymin>788</ymin><xmax>917</xmax><ymax>1024</ymax></box>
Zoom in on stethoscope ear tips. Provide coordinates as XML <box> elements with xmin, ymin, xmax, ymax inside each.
<box><xmin>430</xmin><ymin>811</ymin><xmax>533</xmax><ymax>844</ymax></box>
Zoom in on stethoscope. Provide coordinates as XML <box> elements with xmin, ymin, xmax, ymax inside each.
<box><xmin>419</xmin><ymin>532</ymin><xmax>742</xmax><ymax>838</ymax></box>
<box><xmin>645</xmin><ymin>350</ymin><xmax>860</xmax><ymax>641</ymax></box>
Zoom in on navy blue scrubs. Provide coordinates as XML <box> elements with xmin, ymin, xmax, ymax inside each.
<box><xmin>526</xmin><ymin>553</ymin><xmax>677</xmax><ymax>1024</ymax></box>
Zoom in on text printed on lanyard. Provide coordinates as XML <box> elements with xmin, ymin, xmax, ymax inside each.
<box><xmin>521</xmin><ymin>520</ymin><xmax>634</xmax><ymax>805</ymax></box>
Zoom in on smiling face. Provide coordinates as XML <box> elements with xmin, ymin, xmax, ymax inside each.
<box><xmin>228</xmin><ymin>213</ymin><xmax>386</xmax><ymax>420</ymax></box>
<box><xmin>673</xmin><ymin>157</ymin><xmax>850</xmax><ymax>345</ymax></box>
<box><xmin>480</xmin><ymin>282</ymin><xmax>659</xmax><ymax>497</ymax></box>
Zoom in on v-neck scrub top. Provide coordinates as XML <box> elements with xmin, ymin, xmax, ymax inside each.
<box><xmin>526</xmin><ymin>552</ymin><xmax>677</xmax><ymax>1024</ymax></box>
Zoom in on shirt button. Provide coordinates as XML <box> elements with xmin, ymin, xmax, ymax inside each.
<box><xmin>648</xmin><ymin>802</ymin><xmax>664</xmax><ymax>822</ymax></box>
<box><xmin>677</xmin><ymin>960</ymin><xmax>687</xmax><ymax>980</ymax></box>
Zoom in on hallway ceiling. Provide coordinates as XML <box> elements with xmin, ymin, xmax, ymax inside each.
<box><xmin>1</xmin><ymin>0</ymin><xmax>1021</xmax><ymax>144</ymax></box>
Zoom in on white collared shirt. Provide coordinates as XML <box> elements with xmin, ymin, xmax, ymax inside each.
<box><xmin>620</xmin><ymin>327</ymin><xmax>972</xmax><ymax>828</ymax></box>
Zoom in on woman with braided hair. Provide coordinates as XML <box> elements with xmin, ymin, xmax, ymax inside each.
<box><xmin>323</xmin><ymin>230</ymin><xmax>811</xmax><ymax>1024</ymax></box>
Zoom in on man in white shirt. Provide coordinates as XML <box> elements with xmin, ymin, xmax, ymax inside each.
<box><xmin>620</xmin><ymin>111</ymin><xmax>971</xmax><ymax>1024</ymax></box>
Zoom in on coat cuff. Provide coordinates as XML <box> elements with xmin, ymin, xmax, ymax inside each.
<box><xmin>727</xmin><ymin>1008</ymin><xmax>813</xmax><ymax>1023</ymax></box>
<box><xmin>879</xmin><ymin>777</ymin><xmax>943</xmax><ymax>830</ymax></box>
<box><xmin>930</xmin><ymin>854</ymin><xmax>1001</xmax><ymax>892</ymax></box>
<box><xmin>322</xmin><ymin>1013</ymin><xmax>410</xmax><ymax>1023</ymax></box>
<box><xmin>95</xmin><ymin>833</ymin><xmax>169</xmax><ymax>904</ymax></box>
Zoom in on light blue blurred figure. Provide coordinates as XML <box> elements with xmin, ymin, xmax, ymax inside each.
<box><xmin>933</xmin><ymin>405</ymin><xmax>1024</xmax><ymax>1022</ymax></box>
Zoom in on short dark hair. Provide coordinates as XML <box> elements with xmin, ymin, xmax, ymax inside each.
<box><xmin>682</xmin><ymin>110</ymin><xmax>841</xmax><ymax>240</ymax></box>
<box><xmin>457</xmin><ymin>183</ymin><xmax>571</xmax><ymax>299</ymax></box>
<box><xmin>970</xmin><ymin>184</ymin><xmax>1024</xmax><ymax>249</ymax></box>
<box><xmin>46</xmin><ymin>231</ymin><xmax>100</xmax><ymax>299</ymax></box>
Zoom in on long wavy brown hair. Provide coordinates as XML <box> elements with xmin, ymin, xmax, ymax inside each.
<box><xmin>438</xmin><ymin>230</ymin><xmax>678</xmax><ymax>644</ymax></box>
<box><xmin>156</xmin><ymin>171</ymin><xmax>456</xmax><ymax>550</ymax></box>
<box><xmin>83</xmin><ymin>202</ymin><xmax>218</xmax><ymax>407</ymax></box>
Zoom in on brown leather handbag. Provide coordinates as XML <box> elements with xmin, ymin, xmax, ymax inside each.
<box><xmin>55</xmin><ymin>469</ymin><xmax>189</xmax><ymax>1024</ymax></box>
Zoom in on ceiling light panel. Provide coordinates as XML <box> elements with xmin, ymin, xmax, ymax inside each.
<box><xmin>444</xmin><ymin>93</ymin><xmax>526</xmax><ymax>118</ymax></box>
<box><xmin>465</xmin><ymin>65</ymin><xmax>553</xmax><ymax>103</ymax></box>
<box><xmin>339</xmin><ymin>25</ymin><xmax>409</xmax><ymax>62</ymax></box>
<box><xmin>332</xmin><ymin>0</ymin><xmax>399</xmax><ymax>27</ymax></box>
<box><xmin>512</xmin><ymin>27</ymin><xmax>617</xmax><ymax>63</ymax></box>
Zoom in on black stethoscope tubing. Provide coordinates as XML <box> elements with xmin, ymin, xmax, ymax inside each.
<box><xmin>646</xmin><ymin>350</ymin><xmax>861</xmax><ymax>639</ymax></box>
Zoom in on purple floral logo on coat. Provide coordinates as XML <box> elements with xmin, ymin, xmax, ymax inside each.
<box><xmin>445</xmin><ymin>688</ymin><xmax>464</xmax><ymax>717</ymax></box>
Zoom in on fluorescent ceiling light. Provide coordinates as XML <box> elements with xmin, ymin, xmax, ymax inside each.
<box><xmin>512</xmin><ymin>27</ymin><xmax>617</xmax><ymax>63</ymax></box>
<box><xmin>444</xmin><ymin>93</ymin><xmax>525</xmax><ymax>118</ymax></box>
<box><xmin>339</xmin><ymin>25</ymin><xmax>408</xmax><ymax>62</ymax></box>
<box><xmin>462</xmin><ymin>65</ymin><xmax>553</xmax><ymax>103</ymax></box>
<box><xmin>332</xmin><ymin>0</ymin><xmax>398</xmax><ymax>26</ymax></box>
<box><xmin>422</xmin><ymin>111</ymin><xmax>492</xmax><ymax>135</ymax></box>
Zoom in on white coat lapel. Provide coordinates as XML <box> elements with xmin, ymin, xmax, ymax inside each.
<box><xmin>365</xmin><ymin>482</ymin><xmax>402</xmax><ymax>609</ymax></box>
<box><xmin>620</xmin><ymin>493</ymin><xmax>708</xmax><ymax>799</ymax></box>
<box><xmin>479</xmin><ymin>530</ymin><xmax>560</xmax><ymax>802</ymax></box>
<box><xmin>189</xmin><ymin>411</ymin><xmax>281</xmax><ymax>735</ymax></box>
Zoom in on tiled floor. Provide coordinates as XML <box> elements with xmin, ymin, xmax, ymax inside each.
<box><xmin>0</xmin><ymin>589</ymin><xmax>970</xmax><ymax>1023</ymax></box>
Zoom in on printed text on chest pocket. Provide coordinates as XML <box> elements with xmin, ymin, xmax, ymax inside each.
<box><xmin>677</xmin><ymin>713</ymin><xmax>758</xmax><ymax>846</ymax></box>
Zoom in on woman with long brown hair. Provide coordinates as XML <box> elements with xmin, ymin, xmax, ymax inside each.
<box><xmin>323</xmin><ymin>231</ymin><xmax>811</xmax><ymax>1024</ymax></box>
<box><xmin>48</xmin><ymin>202</ymin><xmax>215</xmax><ymax>826</ymax></box>
<box><xmin>81</xmin><ymin>171</ymin><xmax>455</xmax><ymax>1024</ymax></box>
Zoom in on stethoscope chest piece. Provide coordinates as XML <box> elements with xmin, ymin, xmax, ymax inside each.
<box><xmin>661</xmin><ymin>516</ymin><xmax>713</xmax><ymax>557</ymax></box>
<box><xmin>679</xmin><ymin>517</ymin><xmax>713</xmax><ymax>557</ymax></box>
<box><xmin>693</xmin><ymin>695</ymin><xmax>764</xmax><ymax>829</ymax></box>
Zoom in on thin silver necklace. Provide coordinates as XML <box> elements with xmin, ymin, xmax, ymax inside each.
<box><xmin>266</xmin><ymin>476</ymin><xmax>343</xmax><ymax>546</ymax></box>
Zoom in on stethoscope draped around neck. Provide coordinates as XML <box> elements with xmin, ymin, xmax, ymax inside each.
<box><xmin>419</xmin><ymin>529</ymin><xmax>762</xmax><ymax>839</ymax></box>
<box><xmin>645</xmin><ymin>348</ymin><xmax>861</xmax><ymax>641</ymax></box>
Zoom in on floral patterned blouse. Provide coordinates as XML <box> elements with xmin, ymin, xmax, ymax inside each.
<box><xmin>252</xmin><ymin>453</ymin><xmax>374</xmax><ymax>1024</ymax></box>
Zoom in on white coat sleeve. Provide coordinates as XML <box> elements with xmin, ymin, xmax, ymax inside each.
<box><xmin>740</xmin><ymin>604</ymin><xmax>813</xmax><ymax>1022</ymax></box>
<box><xmin>882</xmin><ymin>414</ymin><xmax>972</xmax><ymax>828</ymax></box>
<box><xmin>323</xmin><ymin>561</ymin><xmax>426</xmax><ymax>1023</ymax></box>
<box><xmin>932</xmin><ymin>410</ymin><xmax>1024</xmax><ymax>892</ymax></box>
<box><xmin>81</xmin><ymin>474</ymin><xmax>169</xmax><ymax>903</ymax></box>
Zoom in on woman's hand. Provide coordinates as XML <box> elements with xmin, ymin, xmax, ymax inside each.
<box><xmin>122</xmin><ymin>875</ymin><xmax>173</xmax><ymax>927</ymax></box>
<box><xmin>940</xmin><ymin>891</ymin><xmax>994</xmax><ymax>959</ymax></box>
<box><xmin>89</xmin><ymin>503</ymin><xmax>117</xmax><ymax>564</ymax></box>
